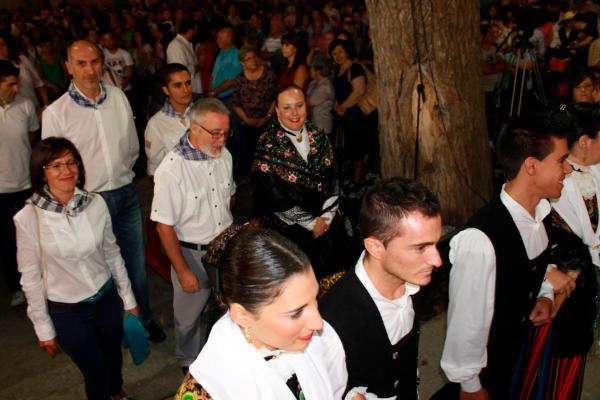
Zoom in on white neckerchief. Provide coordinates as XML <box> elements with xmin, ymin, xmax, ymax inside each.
<box><xmin>568</xmin><ymin>160</ymin><xmax>597</xmax><ymax>199</ymax></box>
<box><xmin>189</xmin><ymin>312</ymin><xmax>346</xmax><ymax>400</ymax></box>
<box><xmin>279</xmin><ymin>120</ymin><xmax>310</xmax><ymax>161</ymax></box>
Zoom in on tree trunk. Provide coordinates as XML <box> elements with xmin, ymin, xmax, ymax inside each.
<box><xmin>365</xmin><ymin>0</ymin><xmax>493</xmax><ymax>225</ymax></box>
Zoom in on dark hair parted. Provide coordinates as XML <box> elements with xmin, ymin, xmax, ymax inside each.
<box><xmin>275</xmin><ymin>83</ymin><xmax>305</xmax><ymax>105</ymax></box>
<box><xmin>497</xmin><ymin>114</ymin><xmax>567</xmax><ymax>180</ymax></box>
<box><xmin>328</xmin><ymin>38</ymin><xmax>355</xmax><ymax>59</ymax></box>
<box><xmin>0</xmin><ymin>59</ymin><xmax>19</xmax><ymax>81</ymax></box>
<box><xmin>216</xmin><ymin>227</ymin><xmax>311</xmax><ymax>314</ymax></box>
<box><xmin>30</xmin><ymin>137</ymin><xmax>86</xmax><ymax>196</ymax></box>
<box><xmin>358</xmin><ymin>177</ymin><xmax>440</xmax><ymax>246</ymax></box>
<box><xmin>551</xmin><ymin>103</ymin><xmax>600</xmax><ymax>148</ymax></box>
<box><xmin>161</xmin><ymin>62</ymin><xmax>190</xmax><ymax>86</ymax></box>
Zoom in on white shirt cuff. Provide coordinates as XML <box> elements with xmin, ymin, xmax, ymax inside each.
<box><xmin>460</xmin><ymin>376</ymin><xmax>482</xmax><ymax>393</ymax></box>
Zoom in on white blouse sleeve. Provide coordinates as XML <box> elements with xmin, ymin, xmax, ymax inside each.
<box><xmin>14</xmin><ymin>206</ymin><xmax>56</xmax><ymax>341</ymax></box>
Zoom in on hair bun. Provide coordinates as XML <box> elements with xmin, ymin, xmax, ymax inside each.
<box><xmin>202</xmin><ymin>223</ymin><xmax>248</xmax><ymax>269</ymax></box>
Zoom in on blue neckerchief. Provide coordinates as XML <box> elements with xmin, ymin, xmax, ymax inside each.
<box><xmin>173</xmin><ymin>131</ymin><xmax>211</xmax><ymax>161</ymax></box>
<box><xmin>67</xmin><ymin>81</ymin><xmax>107</xmax><ymax>109</ymax></box>
<box><xmin>162</xmin><ymin>98</ymin><xmax>193</xmax><ymax>120</ymax></box>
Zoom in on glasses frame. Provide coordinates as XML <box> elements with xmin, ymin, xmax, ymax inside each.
<box><xmin>197</xmin><ymin>123</ymin><xmax>233</xmax><ymax>139</ymax></box>
<box><xmin>43</xmin><ymin>159</ymin><xmax>80</xmax><ymax>171</ymax></box>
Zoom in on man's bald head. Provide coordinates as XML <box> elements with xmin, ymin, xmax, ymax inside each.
<box><xmin>67</xmin><ymin>40</ymin><xmax>104</xmax><ymax>62</ymax></box>
<box><xmin>65</xmin><ymin>40</ymin><xmax>104</xmax><ymax>98</ymax></box>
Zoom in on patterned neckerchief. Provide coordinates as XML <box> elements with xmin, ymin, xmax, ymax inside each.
<box><xmin>29</xmin><ymin>187</ymin><xmax>93</xmax><ymax>216</ymax></box>
<box><xmin>67</xmin><ymin>80</ymin><xmax>107</xmax><ymax>109</ymax></box>
<box><xmin>173</xmin><ymin>131</ymin><xmax>211</xmax><ymax>161</ymax></box>
<box><xmin>252</xmin><ymin>119</ymin><xmax>334</xmax><ymax>194</ymax></box>
<box><xmin>162</xmin><ymin>98</ymin><xmax>193</xmax><ymax>120</ymax></box>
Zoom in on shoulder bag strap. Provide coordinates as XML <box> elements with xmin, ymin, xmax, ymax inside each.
<box><xmin>30</xmin><ymin>204</ymin><xmax>46</xmax><ymax>298</ymax></box>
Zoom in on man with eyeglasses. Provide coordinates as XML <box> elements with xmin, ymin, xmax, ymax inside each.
<box><xmin>41</xmin><ymin>40</ymin><xmax>166</xmax><ymax>343</ymax></box>
<box><xmin>151</xmin><ymin>98</ymin><xmax>236</xmax><ymax>374</ymax></box>
<box><xmin>0</xmin><ymin>60</ymin><xmax>39</xmax><ymax>307</ymax></box>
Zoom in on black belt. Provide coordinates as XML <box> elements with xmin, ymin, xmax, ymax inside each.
<box><xmin>179</xmin><ymin>240</ymin><xmax>208</xmax><ymax>251</ymax></box>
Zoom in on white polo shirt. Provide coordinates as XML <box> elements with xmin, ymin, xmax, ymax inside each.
<box><xmin>150</xmin><ymin>141</ymin><xmax>235</xmax><ymax>245</ymax></box>
<box><xmin>0</xmin><ymin>95</ymin><xmax>39</xmax><ymax>193</ymax></box>
<box><xmin>144</xmin><ymin>109</ymin><xmax>190</xmax><ymax>176</ymax></box>
<box><xmin>41</xmin><ymin>83</ymin><xmax>139</xmax><ymax>192</ymax></box>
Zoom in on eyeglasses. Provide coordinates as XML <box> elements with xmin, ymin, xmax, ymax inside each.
<box><xmin>197</xmin><ymin>123</ymin><xmax>233</xmax><ymax>138</ymax></box>
<box><xmin>43</xmin><ymin>159</ymin><xmax>80</xmax><ymax>171</ymax></box>
<box><xmin>574</xmin><ymin>83</ymin><xmax>594</xmax><ymax>92</ymax></box>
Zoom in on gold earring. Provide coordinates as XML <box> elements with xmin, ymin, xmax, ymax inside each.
<box><xmin>243</xmin><ymin>326</ymin><xmax>252</xmax><ymax>343</ymax></box>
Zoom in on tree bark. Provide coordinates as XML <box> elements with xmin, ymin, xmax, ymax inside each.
<box><xmin>365</xmin><ymin>0</ymin><xmax>493</xmax><ymax>225</ymax></box>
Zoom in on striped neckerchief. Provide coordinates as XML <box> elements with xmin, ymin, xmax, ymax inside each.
<box><xmin>67</xmin><ymin>81</ymin><xmax>107</xmax><ymax>109</ymax></box>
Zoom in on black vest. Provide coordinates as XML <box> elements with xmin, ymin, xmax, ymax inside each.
<box><xmin>320</xmin><ymin>270</ymin><xmax>420</xmax><ymax>400</ymax></box>
<box><xmin>465</xmin><ymin>197</ymin><xmax>550</xmax><ymax>398</ymax></box>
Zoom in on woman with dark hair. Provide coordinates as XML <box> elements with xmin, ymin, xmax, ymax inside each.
<box><xmin>525</xmin><ymin>103</ymin><xmax>600</xmax><ymax>399</ymax></box>
<box><xmin>14</xmin><ymin>137</ymin><xmax>138</xmax><ymax>400</ymax></box>
<box><xmin>251</xmin><ymin>85</ymin><xmax>350</xmax><ymax>279</ymax></box>
<box><xmin>278</xmin><ymin>32</ymin><xmax>309</xmax><ymax>91</ymax></box>
<box><xmin>175</xmin><ymin>226</ymin><xmax>348</xmax><ymax>399</ymax></box>
<box><xmin>570</xmin><ymin>69</ymin><xmax>596</xmax><ymax>103</ymax></box>
<box><xmin>329</xmin><ymin>38</ymin><xmax>369</xmax><ymax>185</ymax></box>
<box><xmin>0</xmin><ymin>30</ymin><xmax>49</xmax><ymax>109</ymax></box>
<box><xmin>232</xmin><ymin>45</ymin><xmax>278</xmax><ymax>166</ymax></box>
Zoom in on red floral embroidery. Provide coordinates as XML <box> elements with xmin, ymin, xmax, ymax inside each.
<box><xmin>276</xmin><ymin>131</ymin><xmax>285</xmax><ymax>137</ymax></box>
<box><xmin>324</xmin><ymin>158</ymin><xmax>331</xmax><ymax>166</ymax></box>
<box><xmin>289</xmin><ymin>174</ymin><xmax>297</xmax><ymax>183</ymax></box>
<box><xmin>260</xmin><ymin>164</ymin><xmax>269</xmax><ymax>172</ymax></box>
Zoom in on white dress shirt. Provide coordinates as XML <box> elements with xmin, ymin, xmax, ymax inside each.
<box><xmin>166</xmin><ymin>34</ymin><xmax>203</xmax><ymax>93</ymax></box>
<box><xmin>41</xmin><ymin>83</ymin><xmax>138</xmax><ymax>192</ymax></box>
<box><xmin>0</xmin><ymin>95</ymin><xmax>39</xmax><ymax>193</ymax></box>
<box><xmin>14</xmin><ymin>191</ymin><xmax>137</xmax><ymax>341</ymax></box>
<box><xmin>150</xmin><ymin>142</ymin><xmax>235</xmax><ymax>244</ymax></box>
<box><xmin>441</xmin><ymin>187</ymin><xmax>555</xmax><ymax>393</ymax></box>
<box><xmin>144</xmin><ymin>107</ymin><xmax>190</xmax><ymax>176</ymax></box>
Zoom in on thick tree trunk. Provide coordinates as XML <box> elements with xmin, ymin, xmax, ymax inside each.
<box><xmin>365</xmin><ymin>0</ymin><xmax>493</xmax><ymax>225</ymax></box>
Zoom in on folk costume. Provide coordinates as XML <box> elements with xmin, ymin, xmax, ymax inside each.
<box><xmin>174</xmin><ymin>313</ymin><xmax>348</xmax><ymax>400</ymax></box>
<box><xmin>251</xmin><ymin>118</ymin><xmax>347</xmax><ymax>278</ymax></box>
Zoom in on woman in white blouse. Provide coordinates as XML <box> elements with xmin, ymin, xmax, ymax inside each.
<box><xmin>174</xmin><ymin>226</ymin><xmax>349</xmax><ymax>400</ymax></box>
<box><xmin>544</xmin><ymin>103</ymin><xmax>600</xmax><ymax>399</ymax></box>
<box><xmin>14</xmin><ymin>137</ymin><xmax>138</xmax><ymax>400</ymax></box>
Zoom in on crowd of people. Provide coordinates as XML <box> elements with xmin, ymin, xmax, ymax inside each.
<box><xmin>0</xmin><ymin>1</ymin><xmax>599</xmax><ymax>400</ymax></box>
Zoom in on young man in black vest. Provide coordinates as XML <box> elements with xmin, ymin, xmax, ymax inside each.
<box><xmin>320</xmin><ymin>178</ymin><xmax>443</xmax><ymax>399</ymax></box>
<box><xmin>433</xmin><ymin>116</ymin><xmax>572</xmax><ymax>400</ymax></box>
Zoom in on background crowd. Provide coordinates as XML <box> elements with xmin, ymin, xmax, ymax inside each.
<box><xmin>1</xmin><ymin>0</ymin><xmax>600</xmax><ymax>399</ymax></box>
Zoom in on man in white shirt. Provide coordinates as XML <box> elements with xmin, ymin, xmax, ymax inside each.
<box><xmin>433</xmin><ymin>116</ymin><xmax>573</xmax><ymax>400</ymax></box>
<box><xmin>145</xmin><ymin>63</ymin><xmax>193</xmax><ymax>176</ymax></box>
<box><xmin>151</xmin><ymin>98</ymin><xmax>235</xmax><ymax>373</ymax></box>
<box><xmin>0</xmin><ymin>60</ymin><xmax>39</xmax><ymax>307</ymax></box>
<box><xmin>320</xmin><ymin>178</ymin><xmax>443</xmax><ymax>400</ymax></box>
<box><xmin>41</xmin><ymin>40</ymin><xmax>165</xmax><ymax>342</ymax></box>
<box><xmin>166</xmin><ymin>18</ymin><xmax>202</xmax><ymax>97</ymax></box>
